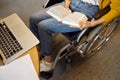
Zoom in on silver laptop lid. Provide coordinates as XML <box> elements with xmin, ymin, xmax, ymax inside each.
<box><xmin>0</xmin><ymin>13</ymin><xmax>39</xmax><ymax>64</ymax></box>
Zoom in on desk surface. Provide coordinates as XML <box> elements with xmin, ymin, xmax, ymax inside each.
<box><xmin>22</xmin><ymin>46</ymin><xmax>40</xmax><ymax>75</ymax></box>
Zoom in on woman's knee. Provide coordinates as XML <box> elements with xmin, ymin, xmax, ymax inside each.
<box><xmin>38</xmin><ymin>21</ymin><xmax>54</xmax><ymax>34</ymax></box>
<box><xmin>38</xmin><ymin>21</ymin><xmax>48</xmax><ymax>30</ymax></box>
<box><xmin>29</xmin><ymin>13</ymin><xmax>39</xmax><ymax>23</ymax></box>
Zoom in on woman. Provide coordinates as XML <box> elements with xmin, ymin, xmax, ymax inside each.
<box><xmin>29</xmin><ymin>0</ymin><xmax>120</xmax><ymax>72</ymax></box>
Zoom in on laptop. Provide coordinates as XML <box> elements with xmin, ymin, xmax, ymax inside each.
<box><xmin>0</xmin><ymin>13</ymin><xmax>39</xmax><ymax>64</ymax></box>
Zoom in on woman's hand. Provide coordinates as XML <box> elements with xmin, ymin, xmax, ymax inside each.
<box><xmin>79</xmin><ymin>20</ymin><xmax>94</xmax><ymax>29</ymax></box>
<box><xmin>79</xmin><ymin>18</ymin><xmax>105</xmax><ymax>29</ymax></box>
<box><xmin>69</xmin><ymin>20</ymin><xmax>94</xmax><ymax>29</ymax></box>
<box><xmin>71</xmin><ymin>18</ymin><xmax>105</xmax><ymax>30</ymax></box>
<box><xmin>64</xmin><ymin>0</ymin><xmax>72</xmax><ymax>12</ymax></box>
<box><xmin>65</xmin><ymin>7</ymin><xmax>71</xmax><ymax>12</ymax></box>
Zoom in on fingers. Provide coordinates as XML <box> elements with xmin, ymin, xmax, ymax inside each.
<box><xmin>69</xmin><ymin>21</ymin><xmax>86</xmax><ymax>29</ymax></box>
<box><xmin>65</xmin><ymin>7</ymin><xmax>72</xmax><ymax>12</ymax></box>
<box><xmin>79</xmin><ymin>20</ymin><xmax>92</xmax><ymax>29</ymax></box>
<box><xmin>79</xmin><ymin>21</ymin><xmax>86</xmax><ymax>29</ymax></box>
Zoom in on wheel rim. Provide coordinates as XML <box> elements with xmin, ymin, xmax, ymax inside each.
<box><xmin>85</xmin><ymin>19</ymin><xmax>119</xmax><ymax>57</ymax></box>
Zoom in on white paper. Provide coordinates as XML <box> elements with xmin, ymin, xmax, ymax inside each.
<box><xmin>0</xmin><ymin>54</ymin><xmax>39</xmax><ymax>80</ymax></box>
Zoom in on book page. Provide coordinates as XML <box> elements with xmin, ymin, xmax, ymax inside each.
<box><xmin>62</xmin><ymin>12</ymin><xmax>88</xmax><ymax>27</ymax></box>
<box><xmin>47</xmin><ymin>5</ymin><xmax>71</xmax><ymax>21</ymax></box>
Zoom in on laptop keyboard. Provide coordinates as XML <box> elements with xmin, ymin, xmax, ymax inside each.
<box><xmin>0</xmin><ymin>22</ymin><xmax>23</xmax><ymax>59</ymax></box>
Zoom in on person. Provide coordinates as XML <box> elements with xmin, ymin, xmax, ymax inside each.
<box><xmin>29</xmin><ymin>0</ymin><xmax>120</xmax><ymax>72</ymax></box>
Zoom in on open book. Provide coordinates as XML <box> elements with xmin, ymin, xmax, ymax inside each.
<box><xmin>47</xmin><ymin>5</ymin><xmax>88</xmax><ymax>27</ymax></box>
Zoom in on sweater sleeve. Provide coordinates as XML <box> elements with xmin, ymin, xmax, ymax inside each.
<box><xmin>102</xmin><ymin>0</ymin><xmax>120</xmax><ymax>23</ymax></box>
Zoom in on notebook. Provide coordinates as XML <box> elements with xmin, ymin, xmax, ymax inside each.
<box><xmin>0</xmin><ymin>54</ymin><xmax>39</xmax><ymax>80</ymax></box>
<box><xmin>0</xmin><ymin>13</ymin><xmax>39</xmax><ymax>64</ymax></box>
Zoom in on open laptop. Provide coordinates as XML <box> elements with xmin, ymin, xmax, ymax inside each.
<box><xmin>0</xmin><ymin>13</ymin><xmax>39</xmax><ymax>64</ymax></box>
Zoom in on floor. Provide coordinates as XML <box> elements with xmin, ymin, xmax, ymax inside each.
<box><xmin>0</xmin><ymin>0</ymin><xmax>120</xmax><ymax>80</ymax></box>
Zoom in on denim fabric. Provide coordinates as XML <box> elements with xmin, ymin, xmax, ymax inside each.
<box><xmin>29</xmin><ymin>1</ymin><xmax>98</xmax><ymax>56</ymax></box>
<box><xmin>70</xmin><ymin>0</ymin><xmax>99</xmax><ymax>19</ymax></box>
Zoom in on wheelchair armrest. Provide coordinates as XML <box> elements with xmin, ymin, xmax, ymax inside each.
<box><xmin>43</xmin><ymin>0</ymin><xmax>64</xmax><ymax>8</ymax></box>
<box><xmin>94</xmin><ymin>5</ymin><xmax>110</xmax><ymax>20</ymax></box>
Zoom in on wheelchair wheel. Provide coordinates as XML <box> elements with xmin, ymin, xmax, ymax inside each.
<box><xmin>85</xmin><ymin>19</ymin><xmax>119</xmax><ymax>57</ymax></box>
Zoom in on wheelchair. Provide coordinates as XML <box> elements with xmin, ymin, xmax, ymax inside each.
<box><xmin>41</xmin><ymin>0</ymin><xmax>120</xmax><ymax>79</ymax></box>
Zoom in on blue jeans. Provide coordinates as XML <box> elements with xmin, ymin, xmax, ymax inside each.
<box><xmin>29</xmin><ymin>1</ymin><xmax>98</xmax><ymax>56</ymax></box>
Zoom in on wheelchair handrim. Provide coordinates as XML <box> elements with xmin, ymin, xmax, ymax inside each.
<box><xmin>85</xmin><ymin>19</ymin><xmax>119</xmax><ymax>57</ymax></box>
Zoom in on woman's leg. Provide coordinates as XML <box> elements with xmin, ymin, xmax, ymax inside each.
<box><xmin>70</xmin><ymin>0</ymin><xmax>99</xmax><ymax>19</ymax></box>
<box><xmin>29</xmin><ymin>9</ymin><xmax>52</xmax><ymax>39</ymax></box>
<box><xmin>38</xmin><ymin>18</ymin><xmax>81</xmax><ymax>72</ymax></box>
<box><xmin>29</xmin><ymin>2</ymin><xmax>65</xmax><ymax>39</ymax></box>
<box><xmin>38</xmin><ymin>18</ymin><xmax>81</xmax><ymax>56</ymax></box>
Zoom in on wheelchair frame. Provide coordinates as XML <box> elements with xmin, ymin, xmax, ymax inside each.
<box><xmin>51</xmin><ymin>18</ymin><xmax>119</xmax><ymax>70</ymax></box>
<box><xmin>42</xmin><ymin>0</ymin><xmax>120</xmax><ymax>78</ymax></box>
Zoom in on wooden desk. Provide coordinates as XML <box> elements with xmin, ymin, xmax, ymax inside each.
<box><xmin>0</xmin><ymin>18</ymin><xmax>2</xmax><ymax>20</ymax></box>
<box><xmin>21</xmin><ymin>46</ymin><xmax>40</xmax><ymax>76</ymax></box>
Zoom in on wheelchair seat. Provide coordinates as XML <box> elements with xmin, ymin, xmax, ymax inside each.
<box><xmin>43</xmin><ymin>0</ymin><xmax>63</xmax><ymax>8</ymax></box>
